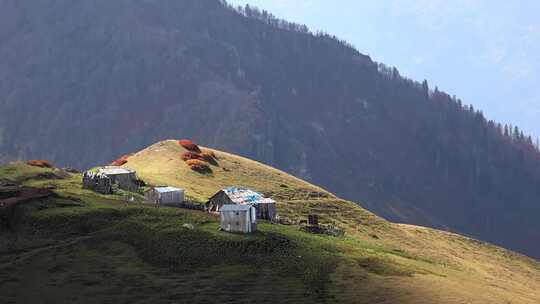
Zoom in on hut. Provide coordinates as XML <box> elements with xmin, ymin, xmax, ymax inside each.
<box><xmin>145</xmin><ymin>186</ymin><xmax>185</xmax><ymax>206</ymax></box>
<box><xmin>83</xmin><ymin>166</ymin><xmax>139</xmax><ymax>194</ymax></box>
<box><xmin>207</xmin><ymin>187</ymin><xmax>277</xmax><ymax>220</ymax></box>
<box><xmin>219</xmin><ymin>204</ymin><xmax>257</xmax><ymax>233</ymax></box>
<box><xmin>97</xmin><ymin>167</ymin><xmax>138</xmax><ymax>190</ymax></box>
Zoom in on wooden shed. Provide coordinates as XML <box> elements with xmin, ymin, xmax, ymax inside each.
<box><xmin>145</xmin><ymin>186</ymin><xmax>185</xmax><ymax>206</ymax></box>
<box><xmin>219</xmin><ymin>204</ymin><xmax>257</xmax><ymax>233</ymax></box>
<box><xmin>207</xmin><ymin>187</ymin><xmax>277</xmax><ymax>220</ymax></box>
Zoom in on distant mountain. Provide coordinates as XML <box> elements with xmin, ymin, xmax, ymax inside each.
<box><xmin>0</xmin><ymin>0</ymin><xmax>539</xmax><ymax>259</ymax></box>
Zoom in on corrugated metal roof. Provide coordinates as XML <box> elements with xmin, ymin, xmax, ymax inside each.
<box><xmin>154</xmin><ymin>186</ymin><xmax>184</xmax><ymax>193</ymax></box>
<box><xmin>98</xmin><ymin>166</ymin><xmax>134</xmax><ymax>175</ymax></box>
<box><xmin>223</xmin><ymin>187</ymin><xmax>276</xmax><ymax>205</ymax></box>
<box><xmin>220</xmin><ymin>204</ymin><xmax>253</xmax><ymax>212</ymax></box>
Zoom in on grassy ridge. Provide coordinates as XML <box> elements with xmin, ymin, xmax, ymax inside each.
<box><xmin>0</xmin><ymin>163</ymin><xmax>431</xmax><ymax>303</ymax></box>
<box><xmin>1</xmin><ymin>159</ymin><xmax>539</xmax><ymax>303</ymax></box>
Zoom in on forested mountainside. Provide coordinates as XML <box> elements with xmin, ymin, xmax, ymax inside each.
<box><xmin>0</xmin><ymin>0</ymin><xmax>539</xmax><ymax>259</ymax></box>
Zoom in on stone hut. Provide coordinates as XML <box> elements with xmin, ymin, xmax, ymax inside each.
<box><xmin>83</xmin><ymin>166</ymin><xmax>138</xmax><ymax>194</ymax></box>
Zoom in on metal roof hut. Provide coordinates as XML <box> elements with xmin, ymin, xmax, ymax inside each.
<box><xmin>220</xmin><ymin>204</ymin><xmax>257</xmax><ymax>233</ymax></box>
<box><xmin>207</xmin><ymin>187</ymin><xmax>277</xmax><ymax>220</ymax></box>
<box><xmin>145</xmin><ymin>186</ymin><xmax>185</xmax><ymax>206</ymax></box>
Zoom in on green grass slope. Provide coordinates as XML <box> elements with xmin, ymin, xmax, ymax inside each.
<box><xmin>124</xmin><ymin>140</ymin><xmax>334</xmax><ymax>200</ymax></box>
<box><xmin>124</xmin><ymin>140</ymin><xmax>384</xmax><ymax>229</ymax></box>
<box><xmin>0</xmin><ymin>147</ymin><xmax>539</xmax><ymax>304</ymax></box>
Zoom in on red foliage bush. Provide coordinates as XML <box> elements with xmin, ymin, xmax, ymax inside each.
<box><xmin>111</xmin><ymin>159</ymin><xmax>128</xmax><ymax>166</ymax></box>
<box><xmin>110</xmin><ymin>154</ymin><xmax>130</xmax><ymax>166</ymax></box>
<box><xmin>186</xmin><ymin>159</ymin><xmax>211</xmax><ymax>173</ymax></box>
<box><xmin>26</xmin><ymin>160</ymin><xmax>54</xmax><ymax>168</ymax></box>
<box><xmin>178</xmin><ymin>139</ymin><xmax>201</xmax><ymax>153</ymax></box>
<box><xmin>185</xmin><ymin>159</ymin><xmax>205</xmax><ymax>166</ymax></box>
<box><xmin>181</xmin><ymin>151</ymin><xmax>202</xmax><ymax>161</ymax></box>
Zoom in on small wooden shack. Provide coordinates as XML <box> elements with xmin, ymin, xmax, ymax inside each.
<box><xmin>207</xmin><ymin>187</ymin><xmax>277</xmax><ymax>220</ymax></box>
<box><xmin>145</xmin><ymin>186</ymin><xmax>185</xmax><ymax>206</ymax></box>
<box><xmin>83</xmin><ymin>166</ymin><xmax>139</xmax><ymax>194</ymax></box>
<box><xmin>219</xmin><ymin>204</ymin><xmax>257</xmax><ymax>233</ymax></box>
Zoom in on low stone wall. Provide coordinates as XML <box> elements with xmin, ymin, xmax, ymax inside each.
<box><xmin>82</xmin><ymin>172</ymin><xmax>112</xmax><ymax>194</ymax></box>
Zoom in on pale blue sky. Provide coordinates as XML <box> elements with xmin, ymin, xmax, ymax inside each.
<box><xmin>228</xmin><ymin>0</ymin><xmax>540</xmax><ymax>139</ymax></box>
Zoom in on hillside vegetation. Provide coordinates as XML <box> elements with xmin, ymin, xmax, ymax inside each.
<box><xmin>1</xmin><ymin>145</ymin><xmax>539</xmax><ymax>303</ymax></box>
<box><xmin>0</xmin><ymin>0</ymin><xmax>539</xmax><ymax>259</ymax></box>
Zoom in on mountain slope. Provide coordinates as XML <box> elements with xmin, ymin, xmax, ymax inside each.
<box><xmin>125</xmin><ymin>140</ymin><xmax>335</xmax><ymax>201</ymax></box>
<box><xmin>122</xmin><ymin>140</ymin><xmax>382</xmax><ymax>228</ymax></box>
<box><xmin>0</xmin><ymin>144</ymin><xmax>539</xmax><ymax>304</ymax></box>
<box><xmin>0</xmin><ymin>0</ymin><xmax>539</xmax><ymax>259</ymax></box>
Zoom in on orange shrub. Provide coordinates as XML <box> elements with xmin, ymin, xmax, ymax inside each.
<box><xmin>186</xmin><ymin>159</ymin><xmax>205</xmax><ymax>166</ymax></box>
<box><xmin>178</xmin><ymin>139</ymin><xmax>201</xmax><ymax>152</ymax></box>
<box><xmin>27</xmin><ymin>160</ymin><xmax>54</xmax><ymax>168</ymax></box>
<box><xmin>186</xmin><ymin>159</ymin><xmax>211</xmax><ymax>173</ymax></box>
<box><xmin>111</xmin><ymin>159</ymin><xmax>128</xmax><ymax>166</ymax></box>
<box><xmin>181</xmin><ymin>151</ymin><xmax>201</xmax><ymax>161</ymax></box>
<box><xmin>110</xmin><ymin>154</ymin><xmax>130</xmax><ymax>166</ymax></box>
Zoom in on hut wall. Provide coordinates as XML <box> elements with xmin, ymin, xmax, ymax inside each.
<box><xmin>254</xmin><ymin>203</ymin><xmax>277</xmax><ymax>220</ymax></box>
<box><xmin>159</xmin><ymin>190</ymin><xmax>184</xmax><ymax>204</ymax></box>
<box><xmin>250</xmin><ymin>207</ymin><xmax>257</xmax><ymax>231</ymax></box>
<box><xmin>109</xmin><ymin>173</ymin><xmax>138</xmax><ymax>191</ymax></box>
<box><xmin>208</xmin><ymin>191</ymin><xmax>233</xmax><ymax>212</ymax></box>
<box><xmin>82</xmin><ymin>172</ymin><xmax>112</xmax><ymax>194</ymax></box>
<box><xmin>220</xmin><ymin>210</ymin><xmax>255</xmax><ymax>233</ymax></box>
<box><xmin>144</xmin><ymin>190</ymin><xmax>159</xmax><ymax>204</ymax></box>
<box><xmin>145</xmin><ymin>189</ymin><xmax>184</xmax><ymax>205</ymax></box>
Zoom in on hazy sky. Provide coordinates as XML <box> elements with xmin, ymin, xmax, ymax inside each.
<box><xmin>228</xmin><ymin>0</ymin><xmax>540</xmax><ymax>139</ymax></box>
